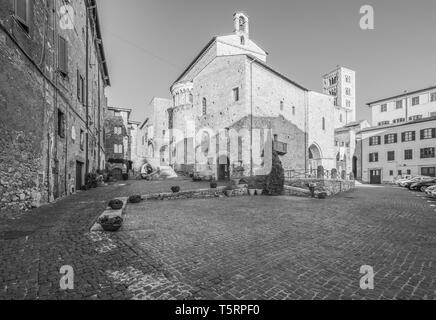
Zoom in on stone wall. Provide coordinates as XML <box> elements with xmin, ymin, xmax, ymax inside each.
<box><xmin>286</xmin><ymin>178</ymin><xmax>355</xmax><ymax>196</ymax></box>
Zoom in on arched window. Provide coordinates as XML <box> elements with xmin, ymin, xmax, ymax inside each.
<box><xmin>202</xmin><ymin>98</ymin><xmax>207</xmax><ymax>115</ymax></box>
<box><xmin>240</xmin><ymin>36</ymin><xmax>245</xmax><ymax>45</ymax></box>
<box><xmin>189</xmin><ymin>93</ymin><xmax>193</xmax><ymax>104</ymax></box>
<box><xmin>322</xmin><ymin>117</ymin><xmax>326</xmax><ymax>130</ymax></box>
<box><xmin>239</xmin><ymin>17</ymin><xmax>246</xmax><ymax>32</ymax></box>
<box><xmin>280</xmin><ymin>101</ymin><xmax>284</xmax><ymax>111</ymax></box>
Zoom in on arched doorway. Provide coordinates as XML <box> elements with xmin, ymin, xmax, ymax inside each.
<box><xmin>308</xmin><ymin>144</ymin><xmax>322</xmax><ymax>174</ymax></box>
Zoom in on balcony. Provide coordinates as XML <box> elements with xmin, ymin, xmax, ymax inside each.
<box><xmin>273</xmin><ymin>141</ymin><xmax>288</xmax><ymax>155</ymax></box>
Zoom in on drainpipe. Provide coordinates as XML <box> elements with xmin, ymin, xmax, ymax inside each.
<box><xmin>85</xmin><ymin>2</ymin><xmax>90</xmax><ymax>175</ymax></box>
<box><xmin>249</xmin><ymin>58</ymin><xmax>255</xmax><ymax>176</ymax></box>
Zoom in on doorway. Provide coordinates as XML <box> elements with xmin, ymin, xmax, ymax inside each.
<box><xmin>370</xmin><ymin>169</ymin><xmax>381</xmax><ymax>184</ymax></box>
<box><xmin>217</xmin><ymin>155</ymin><xmax>230</xmax><ymax>181</ymax></box>
<box><xmin>76</xmin><ymin>161</ymin><xmax>84</xmax><ymax>191</ymax></box>
<box><xmin>352</xmin><ymin>156</ymin><xmax>358</xmax><ymax>179</ymax></box>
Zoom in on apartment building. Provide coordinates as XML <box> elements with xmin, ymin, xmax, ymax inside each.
<box><xmin>367</xmin><ymin>86</ymin><xmax>436</xmax><ymax>127</ymax></box>
<box><xmin>359</xmin><ymin>117</ymin><xmax>436</xmax><ymax>184</ymax></box>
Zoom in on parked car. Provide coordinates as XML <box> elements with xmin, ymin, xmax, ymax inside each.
<box><xmin>402</xmin><ymin>176</ymin><xmax>432</xmax><ymax>188</ymax></box>
<box><xmin>410</xmin><ymin>179</ymin><xmax>436</xmax><ymax>192</ymax></box>
<box><xmin>395</xmin><ymin>175</ymin><xmax>413</xmax><ymax>185</ymax></box>
<box><xmin>424</xmin><ymin>185</ymin><xmax>436</xmax><ymax>195</ymax></box>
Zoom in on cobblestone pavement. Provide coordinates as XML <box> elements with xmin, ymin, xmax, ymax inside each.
<box><xmin>0</xmin><ymin>181</ymin><xmax>435</xmax><ymax>300</ymax></box>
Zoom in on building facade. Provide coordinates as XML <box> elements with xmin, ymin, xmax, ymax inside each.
<box><xmin>359</xmin><ymin>117</ymin><xmax>436</xmax><ymax>183</ymax></box>
<box><xmin>146</xmin><ymin>12</ymin><xmax>338</xmax><ymax>180</ymax></box>
<box><xmin>367</xmin><ymin>86</ymin><xmax>436</xmax><ymax>127</ymax></box>
<box><xmin>0</xmin><ymin>0</ymin><xmax>110</xmax><ymax>212</ymax></box>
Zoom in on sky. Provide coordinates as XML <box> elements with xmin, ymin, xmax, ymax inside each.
<box><xmin>97</xmin><ymin>0</ymin><xmax>436</xmax><ymax>123</ymax></box>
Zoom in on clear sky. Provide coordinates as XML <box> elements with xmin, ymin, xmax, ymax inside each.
<box><xmin>97</xmin><ymin>0</ymin><xmax>436</xmax><ymax>123</ymax></box>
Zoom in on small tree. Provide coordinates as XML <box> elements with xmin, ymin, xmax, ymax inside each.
<box><xmin>264</xmin><ymin>151</ymin><xmax>285</xmax><ymax>196</ymax></box>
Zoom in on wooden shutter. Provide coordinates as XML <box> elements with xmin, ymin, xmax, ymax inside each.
<box><xmin>58</xmin><ymin>36</ymin><xmax>68</xmax><ymax>74</ymax></box>
<box><xmin>394</xmin><ymin>134</ymin><xmax>398</xmax><ymax>143</ymax></box>
<box><xmin>412</xmin><ymin>131</ymin><xmax>416</xmax><ymax>141</ymax></box>
<box><xmin>420</xmin><ymin>130</ymin><xmax>424</xmax><ymax>140</ymax></box>
<box><xmin>432</xmin><ymin>128</ymin><xmax>436</xmax><ymax>138</ymax></box>
<box><xmin>401</xmin><ymin>132</ymin><xmax>405</xmax><ymax>142</ymax></box>
<box><xmin>384</xmin><ymin>135</ymin><xmax>388</xmax><ymax>144</ymax></box>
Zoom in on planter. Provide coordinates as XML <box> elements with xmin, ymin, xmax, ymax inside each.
<box><xmin>317</xmin><ymin>192</ymin><xmax>327</xmax><ymax>199</ymax></box>
<box><xmin>108</xmin><ymin>199</ymin><xmax>123</xmax><ymax>210</ymax></box>
<box><xmin>99</xmin><ymin>216</ymin><xmax>123</xmax><ymax>232</ymax></box>
<box><xmin>171</xmin><ymin>186</ymin><xmax>181</xmax><ymax>193</ymax></box>
<box><xmin>224</xmin><ymin>190</ymin><xmax>233</xmax><ymax>197</ymax></box>
<box><xmin>128</xmin><ymin>195</ymin><xmax>142</xmax><ymax>203</ymax></box>
<box><xmin>248</xmin><ymin>189</ymin><xmax>256</xmax><ymax>196</ymax></box>
<box><xmin>256</xmin><ymin>189</ymin><xmax>263</xmax><ymax>196</ymax></box>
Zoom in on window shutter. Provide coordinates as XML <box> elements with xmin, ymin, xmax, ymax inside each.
<box><xmin>394</xmin><ymin>134</ymin><xmax>397</xmax><ymax>143</ymax></box>
<box><xmin>420</xmin><ymin>130</ymin><xmax>424</xmax><ymax>140</ymax></box>
<box><xmin>412</xmin><ymin>131</ymin><xmax>415</xmax><ymax>141</ymax></box>
<box><xmin>15</xmin><ymin>0</ymin><xmax>28</xmax><ymax>25</ymax></box>
<box><xmin>432</xmin><ymin>128</ymin><xmax>436</xmax><ymax>138</ymax></box>
<box><xmin>384</xmin><ymin>135</ymin><xmax>388</xmax><ymax>144</ymax></box>
<box><xmin>58</xmin><ymin>37</ymin><xmax>68</xmax><ymax>74</ymax></box>
<box><xmin>401</xmin><ymin>132</ymin><xmax>405</xmax><ymax>142</ymax></box>
<box><xmin>369</xmin><ymin>138</ymin><xmax>373</xmax><ymax>146</ymax></box>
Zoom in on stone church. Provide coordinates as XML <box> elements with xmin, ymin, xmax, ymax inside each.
<box><xmin>142</xmin><ymin>12</ymin><xmax>350</xmax><ymax>180</ymax></box>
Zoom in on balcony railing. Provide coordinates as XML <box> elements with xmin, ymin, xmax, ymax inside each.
<box><xmin>273</xmin><ymin>141</ymin><xmax>288</xmax><ymax>155</ymax></box>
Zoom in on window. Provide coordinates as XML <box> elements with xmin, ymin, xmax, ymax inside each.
<box><xmin>162</xmin><ymin>130</ymin><xmax>166</xmax><ymax>136</ymax></box>
<box><xmin>389</xmin><ymin>170</ymin><xmax>393</xmax><ymax>176</ymax></box>
<box><xmin>339</xmin><ymin>114</ymin><xmax>343</xmax><ymax>123</ymax></box>
<box><xmin>233</xmin><ymin>88</ymin><xmax>239</xmax><ymax>102</ymax></box>
<box><xmin>369</xmin><ymin>152</ymin><xmax>379</xmax><ymax>162</ymax></box>
<box><xmin>431</xmin><ymin>92</ymin><xmax>436</xmax><ymax>102</ymax></box>
<box><xmin>322</xmin><ymin>117</ymin><xmax>326</xmax><ymax>130</ymax></box>
<box><xmin>345</xmin><ymin>75</ymin><xmax>351</xmax><ymax>83</ymax></box>
<box><xmin>280</xmin><ymin>101</ymin><xmax>284</xmax><ymax>111</ymax></box>
<box><xmin>409</xmin><ymin>115</ymin><xmax>423</xmax><ymax>121</ymax></box>
<box><xmin>346</xmin><ymin>100</ymin><xmax>351</xmax><ymax>108</ymax></box>
<box><xmin>396</xmin><ymin>100</ymin><xmax>403</xmax><ymax>109</ymax></box>
<box><xmin>202</xmin><ymin>98</ymin><xmax>207</xmax><ymax>115</ymax></box>
<box><xmin>189</xmin><ymin>93</ymin><xmax>193</xmax><ymax>104</ymax></box>
<box><xmin>114</xmin><ymin>144</ymin><xmax>123</xmax><ymax>154</ymax></box>
<box><xmin>378</xmin><ymin>121</ymin><xmax>390</xmax><ymax>126</ymax></box>
<box><xmin>380</xmin><ymin>104</ymin><xmax>387</xmax><ymax>112</ymax></box>
<box><xmin>345</xmin><ymin>88</ymin><xmax>351</xmax><ymax>96</ymax></box>
<box><xmin>77</xmin><ymin>70</ymin><xmax>85</xmax><ymax>103</ymax></box>
<box><xmin>14</xmin><ymin>0</ymin><xmax>29</xmax><ymax>31</ymax></box>
<box><xmin>239</xmin><ymin>16</ymin><xmax>246</xmax><ymax>32</ymax></box>
<box><xmin>420</xmin><ymin>148</ymin><xmax>435</xmax><ymax>159</ymax></box>
<box><xmin>407</xmin><ymin>170</ymin><xmax>411</xmax><ymax>175</ymax></box>
<box><xmin>80</xmin><ymin>129</ymin><xmax>84</xmax><ymax>151</ymax></box>
<box><xmin>387</xmin><ymin>151</ymin><xmax>395</xmax><ymax>161</ymax></box>
<box><xmin>114</xmin><ymin>127</ymin><xmax>122</xmax><ymax>135</ymax></box>
<box><xmin>384</xmin><ymin>134</ymin><xmax>397</xmax><ymax>144</ymax></box>
<box><xmin>420</xmin><ymin>128</ymin><xmax>436</xmax><ymax>140</ymax></box>
<box><xmin>240</xmin><ymin>36</ymin><xmax>245</xmax><ymax>45</ymax></box>
<box><xmin>412</xmin><ymin>96</ymin><xmax>420</xmax><ymax>106</ymax></box>
<box><xmin>421</xmin><ymin>167</ymin><xmax>436</xmax><ymax>177</ymax></box>
<box><xmin>58</xmin><ymin>36</ymin><xmax>68</xmax><ymax>75</ymax></box>
<box><xmin>398</xmin><ymin>170</ymin><xmax>402</xmax><ymax>176</ymax></box>
<box><xmin>57</xmin><ymin>109</ymin><xmax>65</xmax><ymax>138</ymax></box>
<box><xmin>393</xmin><ymin>118</ymin><xmax>405</xmax><ymax>124</ymax></box>
<box><xmin>404</xmin><ymin>149</ymin><xmax>413</xmax><ymax>160</ymax></box>
<box><xmin>369</xmin><ymin>136</ymin><xmax>381</xmax><ymax>146</ymax></box>
<box><xmin>335</xmin><ymin>140</ymin><xmax>338</xmax><ymax>147</ymax></box>
<box><xmin>292</xmin><ymin>106</ymin><xmax>295</xmax><ymax>116</ymax></box>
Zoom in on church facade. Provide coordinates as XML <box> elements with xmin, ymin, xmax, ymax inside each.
<box><xmin>146</xmin><ymin>12</ymin><xmax>350</xmax><ymax>180</ymax></box>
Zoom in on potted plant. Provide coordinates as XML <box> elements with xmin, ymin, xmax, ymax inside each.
<box><xmin>248</xmin><ymin>183</ymin><xmax>256</xmax><ymax>196</ymax></box>
<box><xmin>108</xmin><ymin>199</ymin><xmax>123</xmax><ymax>210</ymax></box>
<box><xmin>128</xmin><ymin>195</ymin><xmax>142</xmax><ymax>203</ymax></box>
<box><xmin>99</xmin><ymin>216</ymin><xmax>123</xmax><ymax>232</ymax></box>
<box><xmin>256</xmin><ymin>189</ymin><xmax>263</xmax><ymax>196</ymax></box>
<box><xmin>171</xmin><ymin>186</ymin><xmax>181</xmax><ymax>193</ymax></box>
<box><xmin>224</xmin><ymin>186</ymin><xmax>234</xmax><ymax>197</ymax></box>
<box><xmin>210</xmin><ymin>181</ymin><xmax>218</xmax><ymax>189</ymax></box>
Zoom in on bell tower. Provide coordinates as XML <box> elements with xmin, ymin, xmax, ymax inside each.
<box><xmin>233</xmin><ymin>12</ymin><xmax>249</xmax><ymax>43</ymax></box>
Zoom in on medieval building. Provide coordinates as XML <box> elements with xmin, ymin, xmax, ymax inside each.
<box><xmin>142</xmin><ymin>12</ymin><xmax>341</xmax><ymax>180</ymax></box>
<box><xmin>0</xmin><ymin>0</ymin><xmax>110</xmax><ymax>212</ymax></box>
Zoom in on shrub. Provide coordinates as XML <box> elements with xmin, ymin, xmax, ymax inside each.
<box><xmin>85</xmin><ymin>173</ymin><xmax>98</xmax><ymax>188</ymax></box>
<box><xmin>264</xmin><ymin>151</ymin><xmax>284</xmax><ymax>196</ymax></box>
<box><xmin>331</xmin><ymin>168</ymin><xmax>338</xmax><ymax>179</ymax></box>
<box><xmin>317</xmin><ymin>165</ymin><xmax>324</xmax><ymax>179</ymax></box>
<box><xmin>171</xmin><ymin>186</ymin><xmax>180</xmax><ymax>193</ymax></box>
<box><xmin>98</xmin><ymin>216</ymin><xmax>123</xmax><ymax>232</ymax></box>
<box><xmin>210</xmin><ymin>182</ymin><xmax>218</xmax><ymax>189</ymax></box>
<box><xmin>108</xmin><ymin>199</ymin><xmax>123</xmax><ymax>210</ymax></box>
<box><xmin>128</xmin><ymin>195</ymin><xmax>142</xmax><ymax>203</ymax></box>
<box><xmin>122</xmin><ymin>173</ymin><xmax>129</xmax><ymax>181</ymax></box>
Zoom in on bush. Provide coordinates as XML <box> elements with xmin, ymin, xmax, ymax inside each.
<box><xmin>98</xmin><ymin>216</ymin><xmax>123</xmax><ymax>232</ymax></box>
<box><xmin>171</xmin><ymin>186</ymin><xmax>180</xmax><ymax>193</ymax></box>
<box><xmin>264</xmin><ymin>151</ymin><xmax>284</xmax><ymax>196</ymax></box>
<box><xmin>122</xmin><ymin>173</ymin><xmax>129</xmax><ymax>181</ymax></box>
<box><xmin>85</xmin><ymin>173</ymin><xmax>98</xmax><ymax>188</ymax></box>
<box><xmin>128</xmin><ymin>195</ymin><xmax>142</xmax><ymax>203</ymax></box>
<box><xmin>108</xmin><ymin>199</ymin><xmax>123</xmax><ymax>210</ymax></box>
<box><xmin>210</xmin><ymin>181</ymin><xmax>218</xmax><ymax>189</ymax></box>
